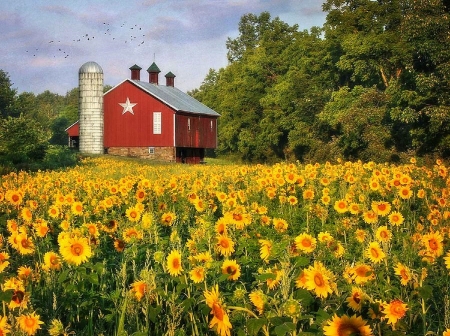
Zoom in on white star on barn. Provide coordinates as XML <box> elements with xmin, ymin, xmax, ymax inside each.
<box><xmin>119</xmin><ymin>97</ymin><xmax>137</xmax><ymax>115</ymax></box>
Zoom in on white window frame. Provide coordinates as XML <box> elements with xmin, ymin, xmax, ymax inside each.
<box><xmin>148</xmin><ymin>147</ymin><xmax>155</xmax><ymax>154</ymax></box>
<box><xmin>153</xmin><ymin>112</ymin><xmax>161</xmax><ymax>134</ymax></box>
<box><xmin>188</xmin><ymin>118</ymin><xmax>191</xmax><ymax>131</ymax></box>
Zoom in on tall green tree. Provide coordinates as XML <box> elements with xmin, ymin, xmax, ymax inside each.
<box><xmin>0</xmin><ymin>70</ymin><xmax>17</xmax><ymax>118</ymax></box>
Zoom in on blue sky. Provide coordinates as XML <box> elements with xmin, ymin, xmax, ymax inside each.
<box><xmin>1</xmin><ymin>0</ymin><xmax>326</xmax><ymax>95</ymax></box>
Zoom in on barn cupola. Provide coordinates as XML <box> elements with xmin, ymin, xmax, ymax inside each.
<box><xmin>129</xmin><ymin>64</ymin><xmax>142</xmax><ymax>80</ymax></box>
<box><xmin>147</xmin><ymin>62</ymin><xmax>161</xmax><ymax>84</ymax></box>
<box><xmin>165</xmin><ymin>72</ymin><xmax>176</xmax><ymax>87</ymax></box>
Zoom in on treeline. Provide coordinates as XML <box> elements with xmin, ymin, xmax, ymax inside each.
<box><xmin>0</xmin><ymin>71</ymin><xmax>80</xmax><ymax>171</ymax></box>
<box><xmin>190</xmin><ymin>0</ymin><xmax>450</xmax><ymax>163</ymax></box>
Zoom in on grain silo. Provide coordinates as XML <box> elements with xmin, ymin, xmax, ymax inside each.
<box><xmin>78</xmin><ymin>61</ymin><xmax>104</xmax><ymax>154</ymax></box>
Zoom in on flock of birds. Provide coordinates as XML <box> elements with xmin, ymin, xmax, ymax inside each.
<box><xmin>26</xmin><ymin>21</ymin><xmax>148</xmax><ymax>59</ymax></box>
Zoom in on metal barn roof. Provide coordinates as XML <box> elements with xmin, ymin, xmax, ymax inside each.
<box><xmin>131</xmin><ymin>80</ymin><xmax>220</xmax><ymax>117</ymax></box>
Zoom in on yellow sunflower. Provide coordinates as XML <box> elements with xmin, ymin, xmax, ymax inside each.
<box><xmin>365</xmin><ymin>242</ymin><xmax>386</xmax><ymax>264</ymax></box>
<box><xmin>398</xmin><ymin>186</ymin><xmax>413</xmax><ymax>199</ymax></box>
<box><xmin>362</xmin><ymin>210</ymin><xmax>378</xmax><ymax>224</ymax></box>
<box><xmin>355</xmin><ymin>229</ymin><xmax>366</xmax><ymax>243</ymax></box>
<box><xmin>272</xmin><ymin>218</ymin><xmax>288</xmax><ymax>233</ymax></box>
<box><xmin>114</xmin><ymin>239</ymin><xmax>126</xmax><ymax>252</ymax></box>
<box><xmin>258</xmin><ymin>239</ymin><xmax>272</xmax><ymax>262</ymax></box>
<box><xmin>6</xmin><ymin>189</ymin><xmax>23</xmax><ymax>206</ymax></box>
<box><xmin>34</xmin><ymin>220</ymin><xmax>49</xmax><ymax>238</ymax></box>
<box><xmin>351</xmin><ymin>264</ymin><xmax>375</xmax><ymax>285</ymax></box>
<box><xmin>394</xmin><ymin>262</ymin><xmax>412</xmax><ymax>286</ymax></box>
<box><xmin>375</xmin><ymin>226</ymin><xmax>392</xmax><ymax>243</ymax></box>
<box><xmin>382</xmin><ymin>299</ymin><xmax>408</xmax><ymax>325</ymax></box>
<box><xmin>318</xmin><ymin>232</ymin><xmax>333</xmax><ymax>243</ymax></box>
<box><xmin>130</xmin><ymin>280</ymin><xmax>147</xmax><ymax>301</ymax></box>
<box><xmin>17</xmin><ymin>266</ymin><xmax>32</xmax><ymax>280</ymax></box>
<box><xmin>42</xmin><ymin>251</ymin><xmax>62</xmax><ymax>271</ymax></box>
<box><xmin>71</xmin><ymin>201</ymin><xmax>83</xmax><ymax>216</ymax></box>
<box><xmin>126</xmin><ymin>206</ymin><xmax>141</xmax><ymax>222</ymax></box>
<box><xmin>0</xmin><ymin>252</ymin><xmax>10</xmax><ymax>273</ymax></box>
<box><xmin>221</xmin><ymin>260</ymin><xmax>241</xmax><ymax>281</ymax></box>
<box><xmin>166</xmin><ymin>250</ymin><xmax>183</xmax><ymax>277</ymax></box>
<box><xmin>303</xmin><ymin>189</ymin><xmax>315</xmax><ymax>200</ymax></box>
<box><xmin>204</xmin><ymin>285</ymin><xmax>232</xmax><ymax>336</ymax></box>
<box><xmin>249</xmin><ymin>290</ymin><xmax>266</xmax><ymax>315</ymax></box>
<box><xmin>295</xmin><ymin>270</ymin><xmax>308</xmax><ymax>289</ymax></box>
<box><xmin>21</xmin><ymin>207</ymin><xmax>33</xmax><ymax>222</ymax></box>
<box><xmin>334</xmin><ymin>199</ymin><xmax>348</xmax><ymax>214</ymax></box>
<box><xmin>102</xmin><ymin>220</ymin><xmax>118</xmax><ymax>233</ymax></box>
<box><xmin>0</xmin><ymin>315</ymin><xmax>10</xmax><ymax>335</ymax></box>
<box><xmin>16</xmin><ymin>233</ymin><xmax>35</xmax><ymax>255</ymax></box>
<box><xmin>17</xmin><ymin>311</ymin><xmax>44</xmax><ymax>336</ymax></box>
<box><xmin>161</xmin><ymin>212</ymin><xmax>176</xmax><ymax>226</ymax></box>
<box><xmin>295</xmin><ymin>233</ymin><xmax>317</xmax><ymax>254</ymax></box>
<box><xmin>421</xmin><ymin>231</ymin><xmax>444</xmax><ymax>258</ymax></box>
<box><xmin>122</xmin><ymin>227</ymin><xmax>143</xmax><ymax>242</ymax></box>
<box><xmin>304</xmin><ymin>261</ymin><xmax>334</xmax><ymax>298</ymax></box>
<box><xmin>346</xmin><ymin>287</ymin><xmax>365</xmax><ymax>312</ymax></box>
<box><xmin>371</xmin><ymin>201</ymin><xmax>391</xmax><ymax>217</ymax></box>
<box><xmin>59</xmin><ymin>236</ymin><xmax>92</xmax><ymax>266</ymax></box>
<box><xmin>323</xmin><ymin>314</ymin><xmax>373</xmax><ymax>336</ymax></box>
<box><xmin>189</xmin><ymin>266</ymin><xmax>206</xmax><ymax>283</ymax></box>
<box><xmin>216</xmin><ymin>235</ymin><xmax>235</xmax><ymax>257</ymax></box>
<box><xmin>388</xmin><ymin>211</ymin><xmax>404</xmax><ymax>226</ymax></box>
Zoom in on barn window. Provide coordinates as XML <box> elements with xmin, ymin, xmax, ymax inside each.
<box><xmin>188</xmin><ymin>118</ymin><xmax>191</xmax><ymax>131</ymax></box>
<box><xmin>210</xmin><ymin>120</ymin><xmax>213</xmax><ymax>131</ymax></box>
<box><xmin>153</xmin><ymin>112</ymin><xmax>161</xmax><ymax>134</ymax></box>
<box><xmin>148</xmin><ymin>147</ymin><xmax>155</xmax><ymax>154</ymax></box>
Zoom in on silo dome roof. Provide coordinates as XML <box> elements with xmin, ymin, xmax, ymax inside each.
<box><xmin>79</xmin><ymin>61</ymin><xmax>103</xmax><ymax>74</ymax></box>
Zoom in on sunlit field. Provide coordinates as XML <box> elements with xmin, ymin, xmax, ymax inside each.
<box><xmin>1</xmin><ymin>156</ymin><xmax>450</xmax><ymax>335</ymax></box>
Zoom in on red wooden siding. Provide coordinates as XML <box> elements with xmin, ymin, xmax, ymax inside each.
<box><xmin>175</xmin><ymin>113</ymin><xmax>217</xmax><ymax>148</ymax></box>
<box><xmin>66</xmin><ymin>122</ymin><xmax>79</xmax><ymax>137</ymax></box>
<box><xmin>103</xmin><ymin>81</ymin><xmax>175</xmax><ymax>147</ymax></box>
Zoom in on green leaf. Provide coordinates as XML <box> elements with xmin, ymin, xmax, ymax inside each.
<box><xmin>131</xmin><ymin>332</ymin><xmax>148</xmax><ymax>336</ymax></box>
<box><xmin>246</xmin><ymin>318</ymin><xmax>267</xmax><ymax>335</ymax></box>
<box><xmin>182</xmin><ymin>298</ymin><xmax>195</xmax><ymax>312</ymax></box>
<box><xmin>148</xmin><ymin>305</ymin><xmax>162</xmax><ymax>323</ymax></box>
<box><xmin>294</xmin><ymin>289</ymin><xmax>314</xmax><ymax>306</ymax></box>
<box><xmin>274</xmin><ymin>322</ymin><xmax>296</xmax><ymax>336</ymax></box>
<box><xmin>314</xmin><ymin>308</ymin><xmax>331</xmax><ymax>325</ymax></box>
<box><xmin>219</xmin><ymin>273</ymin><xmax>230</xmax><ymax>282</ymax></box>
<box><xmin>88</xmin><ymin>272</ymin><xmax>99</xmax><ymax>284</ymax></box>
<box><xmin>0</xmin><ymin>290</ymin><xmax>13</xmax><ymax>302</ymax></box>
<box><xmin>294</xmin><ymin>256</ymin><xmax>310</xmax><ymax>267</ymax></box>
<box><xmin>58</xmin><ymin>269</ymin><xmax>71</xmax><ymax>283</ymax></box>
<box><xmin>256</xmin><ymin>273</ymin><xmax>277</xmax><ymax>281</ymax></box>
<box><xmin>418</xmin><ymin>285</ymin><xmax>433</xmax><ymax>300</ymax></box>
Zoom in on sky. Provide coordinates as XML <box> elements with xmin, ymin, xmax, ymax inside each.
<box><xmin>1</xmin><ymin>0</ymin><xmax>327</xmax><ymax>96</ymax></box>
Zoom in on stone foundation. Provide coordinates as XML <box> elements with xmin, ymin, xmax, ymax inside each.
<box><xmin>107</xmin><ymin>147</ymin><xmax>175</xmax><ymax>162</ymax></box>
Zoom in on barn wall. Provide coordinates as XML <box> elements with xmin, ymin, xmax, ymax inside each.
<box><xmin>175</xmin><ymin>114</ymin><xmax>218</xmax><ymax>148</ymax></box>
<box><xmin>104</xmin><ymin>81</ymin><xmax>175</xmax><ymax>147</ymax></box>
<box><xmin>107</xmin><ymin>146</ymin><xmax>175</xmax><ymax>161</ymax></box>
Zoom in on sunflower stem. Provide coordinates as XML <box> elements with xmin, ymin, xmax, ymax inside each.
<box><xmin>227</xmin><ymin>305</ymin><xmax>259</xmax><ymax>318</ymax></box>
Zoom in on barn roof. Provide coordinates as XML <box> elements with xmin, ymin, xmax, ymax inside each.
<box><xmin>130</xmin><ymin>79</ymin><xmax>220</xmax><ymax>117</ymax></box>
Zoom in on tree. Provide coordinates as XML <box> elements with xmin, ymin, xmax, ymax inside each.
<box><xmin>0</xmin><ymin>115</ymin><xmax>49</xmax><ymax>167</ymax></box>
<box><xmin>0</xmin><ymin>70</ymin><xmax>17</xmax><ymax>118</ymax></box>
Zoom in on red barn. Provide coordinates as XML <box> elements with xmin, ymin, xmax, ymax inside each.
<box><xmin>66</xmin><ymin>62</ymin><xmax>220</xmax><ymax>164</ymax></box>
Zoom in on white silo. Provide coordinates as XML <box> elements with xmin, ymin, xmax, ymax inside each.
<box><xmin>78</xmin><ymin>61</ymin><xmax>104</xmax><ymax>154</ymax></box>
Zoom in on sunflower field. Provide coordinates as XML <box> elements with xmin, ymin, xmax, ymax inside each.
<box><xmin>1</xmin><ymin>156</ymin><xmax>450</xmax><ymax>336</ymax></box>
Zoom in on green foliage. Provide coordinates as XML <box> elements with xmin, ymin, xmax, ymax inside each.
<box><xmin>0</xmin><ymin>115</ymin><xmax>49</xmax><ymax>168</ymax></box>
<box><xmin>192</xmin><ymin>3</ymin><xmax>450</xmax><ymax>163</ymax></box>
<box><xmin>42</xmin><ymin>145</ymin><xmax>78</xmax><ymax>170</ymax></box>
<box><xmin>0</xmin><ymin>70</ymin><xmax>16</xmax><ymax>118</ymax></box>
